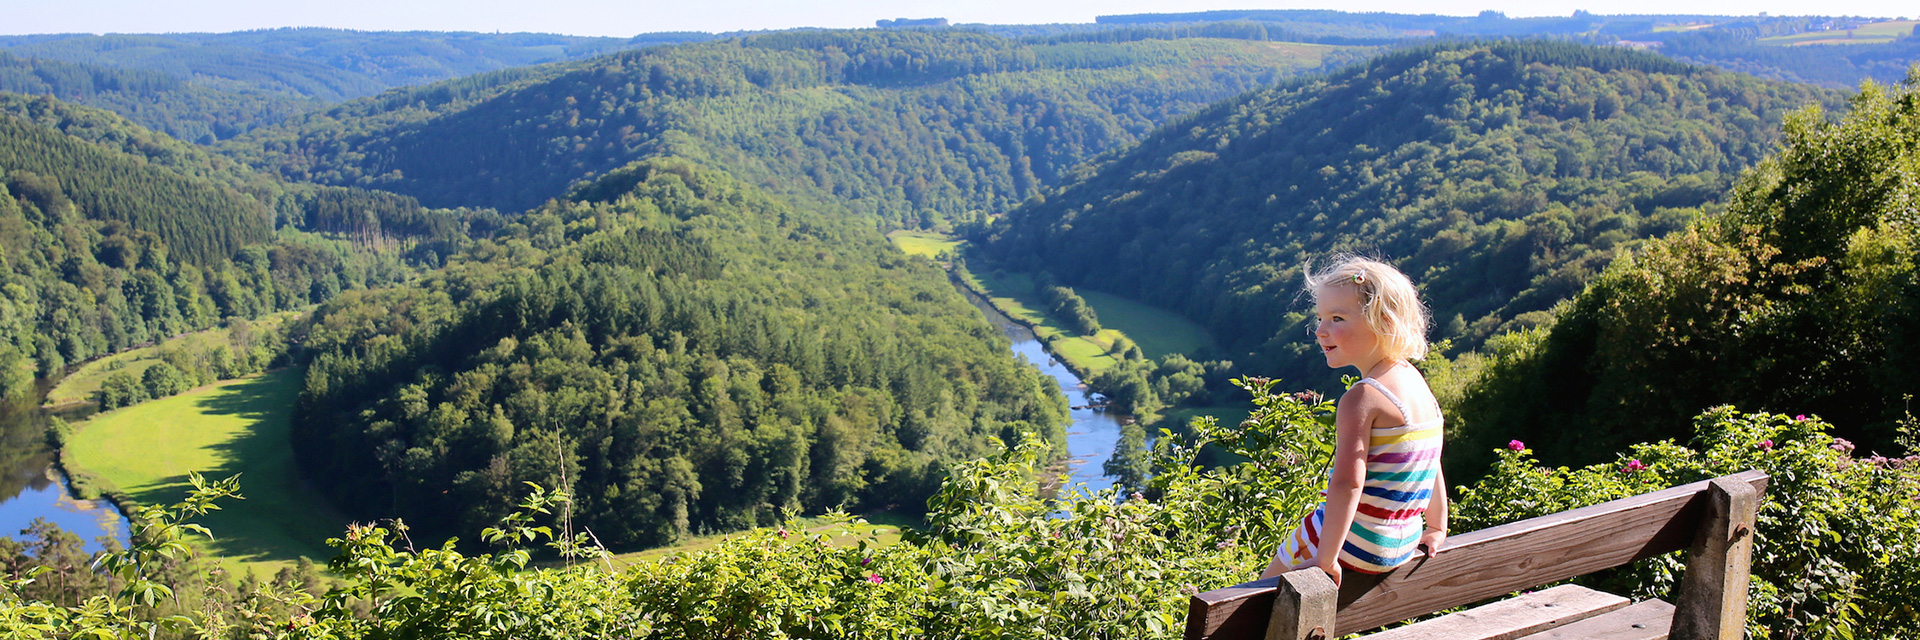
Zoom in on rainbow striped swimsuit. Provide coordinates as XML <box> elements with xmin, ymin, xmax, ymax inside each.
<box><xmin>1277</xmin><ymin>378</ymin><xmax>1444</xmax><ymax>574</ymax></box>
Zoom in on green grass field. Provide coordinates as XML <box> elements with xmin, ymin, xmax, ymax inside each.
<box><xmin>64</xmin><ymin>368</ymin><xmax>345</xmax><ymax>578</ymax></box>
<box><xmin>1075</xmin><ymin>290</ymin><xmax>1217</xmax><ymax>360</ymax></box>
<box><xmin>1758</xmin><ymin>20</ymin><xmax>1917</xmax><ymax>45</ymax></box>
<box><xmin>959</xmin><ymin>269</ymin><xmax>1123</xmax><ymax>374</ymax></box>
<box><xmin>886</xmin><ymin>230</ymin><xmax>964</xmax><ymax>259</ymax></box>
<box><xmin>46</xmin><ymin>312</ymin><xmax>297</xmax><ymax>407</ymax></box>
<box><xmin>958</xmin><ymin>267</ymin><xmax>1217</xmax><ymax>375</ymax></box>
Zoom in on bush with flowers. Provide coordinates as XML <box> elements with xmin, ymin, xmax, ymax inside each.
<box><xmin>1457</xmin><ymin>406</ymin><xmax>1920</xmax><ymax>639</ymax></box>
<box><xmin>6</xmin><ymin>386</ymin><xmax>1917</xmax><ymax>638</ymax></box>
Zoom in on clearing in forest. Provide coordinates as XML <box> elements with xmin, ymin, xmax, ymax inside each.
<box><xmin>64</xmin><ymin>367</ymin><xmax>344</xmax><ymax>579</ymax></box>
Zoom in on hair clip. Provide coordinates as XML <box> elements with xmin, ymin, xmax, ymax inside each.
<box><xmin>1350</xmin><ymin>273</ymin><xmax>1365</xmax><ymax>285</ymax></box>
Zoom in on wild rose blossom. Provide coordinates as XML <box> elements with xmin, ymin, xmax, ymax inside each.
<box><xmin>1758</xmin><ymin>439</ymin><xmax>1774</xmax><ymax>451</ymax></box>
<box><xmin>1508</xmin><ymin>440</ymin><xmax>1525</xmax><ymax>451</ymax></box>
<box><xmin>867</xmin><ymin>574</ymin><xmax>884</xmax><ymax>584</ymax></box>
<box><xmin>1623</xmin><ymin>459</ymin><xmax>1647</xmax><ymax>473</ymax></box>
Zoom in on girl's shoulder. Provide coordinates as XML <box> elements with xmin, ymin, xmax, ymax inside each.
<box><xmin>1351</xmin><ymin>366</ymin><xmax>1441</xmax><ymax>426</ymax></box>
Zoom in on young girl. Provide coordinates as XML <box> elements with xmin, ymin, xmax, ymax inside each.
<box><xmin>1260</xmin><ymin>256</ymin><xmax>1447</xmax><ymax>585</ymax></box>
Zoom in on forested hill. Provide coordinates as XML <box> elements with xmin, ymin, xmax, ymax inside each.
<box><xmin>1453</xmin><ymin>78</ymin><xmax>1920</xmax><ymax>472</ymax></box>
<box><xmin>0</xmin><ymin>93</ymin><xmax>485</xmax><ymax>397</ymax></box>
<box><xmin>0</xmin><ymin>96</ymin><xmax>272</xmax><ymax>265</ymax></box>
<box><xmin>292</xmin><ymin>157</ymin><xmax>1069</xmax><ymax>548</ymax></box>
<box><xmin>980</xmin><ymin>41</ymin><xmax>1837</xmax><ymax>388</ymax></box>
<box><xmin>0</xmin><ymin>30</ymin><xmax>714</xmax><ymax>142</ymax></box>
<box><xmin>0</xmin><ymin>51</ymin><xmax>325</xmax><ymax>144</ymax></box>
<box><xmin>219</xmin><ymin>29</ymin><xmax>1358</xmax><ymax>224</ymax></box>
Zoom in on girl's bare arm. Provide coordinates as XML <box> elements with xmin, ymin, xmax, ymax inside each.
<box><xmin>1315</xmin><ymin>385</ymin><xmax>1375</xmax><ymax>584</ymax></box>
<box><xmin>1419</xmin><ymin>467</ymin><xmax>1448</xmax><ymax>556</ymax></box>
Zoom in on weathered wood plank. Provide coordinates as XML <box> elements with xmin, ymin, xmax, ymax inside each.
<box><xmin>1671</xmin><ymin>477</ymin><xmax>1758</xmax><ymax>640</ymax></box>
<box><xmin>1515</xmin><ymin>599</ymin><xmax>1675</xmax><ymax>640</ymax></box>
<box><xmin>1266</xmin><ymin>570</ymin><xmax>1338</xmax><ymax>640</ymax></box>
<box><xmin>1186</xmin><ymin>471</ymin><xmax>1769</xmax><ymax>639</ymax></box>
<box><xmin>1354</xmin><ymin>585</ymin><xmax>1629</xmax><ymax>640</ymax></box>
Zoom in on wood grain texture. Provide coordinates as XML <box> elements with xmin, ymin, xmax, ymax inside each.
<box><xmin>1185</xmin><ymin>471</ymin><xmax>1769</xmax><ymax>639</ymax></box>
<box><xmin>1516</xmin><ymin>599</ymin><xmax>1676</xmax><ymax>640</ymax></box>
<box><xmin>1354</xmin><ymin>585</ymin><xmax>1629</xmax><ymax>640</ymax></box>
<box><xmin>1266</xmin><ymin>570</ymin><xmax>1338</xmax><ymax>640</ymax></box>
<box><xmin>1671</xmin><ymin>478</ymin><xmax>1759</xmax><ymax>640</ymax></box>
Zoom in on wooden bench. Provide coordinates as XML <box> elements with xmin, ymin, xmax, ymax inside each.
<box><xmin>1185</xmin><ymin>470</ymin><xmax>1767</xmax><ymax>640</ymax></box>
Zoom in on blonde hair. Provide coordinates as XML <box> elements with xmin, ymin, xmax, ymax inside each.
<box><xmin>1305</xmin><ymin>255</ymin><xmax>1431</xmax><ymax>362</ymax></box>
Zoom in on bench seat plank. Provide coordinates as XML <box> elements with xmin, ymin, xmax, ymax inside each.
<box><xmin>1184</xmin><ymin>470</ymin><xmax>1768</xmax><ymax>639</ymax></box>
<box><xmin>1355</xmin><ymin>585</ymin><xmax>1629</xmax><ymax>640</ymax></box>
<box><xmin>1515</xmin><ymin>599</ymin><xmax>1675</xmax><ymax>640</ymax></box>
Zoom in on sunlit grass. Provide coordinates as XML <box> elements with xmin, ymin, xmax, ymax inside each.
<box><xmin>65</xmin><ymin>368</ymin><xmax>345</xmax><ymax>579</ymax></box>
<box><xmin>1758</xmin><ymin>20</ymin><xmax>1917</xmax><ymax>46</ymax></box>
<box><xmin>887</xmin><ymin>230</ymin><xmax>963</xmax><ymax>259</ymax></box>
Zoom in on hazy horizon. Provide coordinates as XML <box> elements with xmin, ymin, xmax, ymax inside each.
<box><xmin>0</xmin><ymin>0</ymin><xmax>1911</xmax><ymax>38</ymax></box>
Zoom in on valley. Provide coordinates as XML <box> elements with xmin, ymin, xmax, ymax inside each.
<box><xmin>0</xmin><ymin>9</ymin><xmax>1916</xmax><ymax>637</ymax></box>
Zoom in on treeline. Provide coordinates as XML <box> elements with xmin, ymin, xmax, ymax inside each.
<box><xmin>1448</xmin><ymin>76</ymin><xmax>1920</xmax><ymax>474</ymax></box>
<box><xmin>90</xmin><ymin>317</ymin><xmax>292</xmax><ymax>411</ymax></box>
<box><xmin>1033</xmin><ymin>272</ymin><xmax>1101</xmax><ymax>335</ymax></box>
<box><xmin>1030</xmin><ymin>20</ymin><xmax>1399</xmax><ymax>46</ymax></box>
<box><xmin>980</xmin><ymin>40</ymin><xmax>1834</xmax><ymax>390</ymax></box>
<box><xmin>0</xmin><ymin>29</ymin><xmax>711</xmax><ymax>142</ymax></box>
<box><xmin>0</xmin><ymin>93</ymin><xmax>487</xmax><ymax>400</ymax></box>
<box><xmin>0</xmin><ymin>51</ymin><xmax>325</xmax><ymax>143</ymax></box>
<box><xmin>221</xmin><ymin>29</ymin><xmax>1352</xmax><ymax>224</ymax></box>
<box><xmin>1660</xmin><ymin>29</ymin><xmax>1920</xmax><ymax>89</ymax></box>
<box><xmin>291</xmin><ymin>158</ymin><xmax>1069</xmax><ymax>549</ymax></box>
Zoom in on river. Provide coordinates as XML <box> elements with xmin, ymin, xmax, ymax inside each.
<box><xmin>958</xmin><ymin>283</ymin><xmax>1126</xmax><ymax>495</ymax></box>
<box><xmin>0</xmin><ymin>286</ymin><xmax>1119</xmax><ymax>553</ymax></box>
<box><xmin>0</xmin><ymin>394</ymin><xmax>127</xmax><ymax>554</ymax></box>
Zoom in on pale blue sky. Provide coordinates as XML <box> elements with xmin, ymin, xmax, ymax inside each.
<box><xmin>0</xmin><ymin>0</ymin><xmax>1911</xmax><ymax>37</ymax></box>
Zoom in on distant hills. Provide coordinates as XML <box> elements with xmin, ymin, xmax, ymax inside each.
<box><xmin>215</xmin><ymin>30</ymin><xmax>1353</xmax><ymax>222</ymax></box>
<box><xmin>980</xmin><ymin>40</ymin><xmax>1838</xmax><ymax>388</ymax></box>
<box><xmin>0</xmin><ymin>29</ymin><xmax>718</xmax><ymax>141</ymax></box>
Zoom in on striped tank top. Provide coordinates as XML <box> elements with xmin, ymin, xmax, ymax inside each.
<box><xmin>1345</xmin><ymin>377</ymin><xmax>1444</xmax><ymax>571</ymax></box>
<box><xmin>1279</xmin><ymin>377</ymin><xmax>1444</xmax><ymax>573</ymax></box>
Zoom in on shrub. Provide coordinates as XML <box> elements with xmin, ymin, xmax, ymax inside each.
<box><xmin>1457</xmin><ymin>407</ymin><xmax>1920</xmax><ymax>638</ymax></box>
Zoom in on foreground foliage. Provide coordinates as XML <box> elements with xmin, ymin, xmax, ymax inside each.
<box><xmin>11</xmin><ymin>384</ymin><xmax>1915</xmax><ymax>638</ymax></box>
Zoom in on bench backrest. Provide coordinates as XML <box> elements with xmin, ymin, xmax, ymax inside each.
<box><xmin>1186</xmin><ymin>469</ymin><xmax>1768</xmax><ymax>639</ymax></box>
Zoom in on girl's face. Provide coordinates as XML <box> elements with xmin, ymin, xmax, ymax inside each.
<box><xmin>1313</xmin><ymin>284</ymin><xmax>1381</xmax><ymax>371</ymax></box>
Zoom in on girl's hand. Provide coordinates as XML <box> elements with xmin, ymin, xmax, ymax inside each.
<box><xmin>1316</xmin><ymin>559</ymin><xmax>1342</xmax><ymax>586</ymax></box>
<box><xmin>1418</xmin><ymin>528</ymin><xmax>1447</xmax><ymax>558</ymax></box>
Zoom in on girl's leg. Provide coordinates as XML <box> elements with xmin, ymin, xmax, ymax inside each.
<box><xmin>1262</xmin><ymin>507</ymin><xmax>1324</xmax><ymax>579</ymax></box>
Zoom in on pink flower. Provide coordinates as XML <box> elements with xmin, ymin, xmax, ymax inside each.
<box><xmin>1832</xmin><ymin>438</ymin><xmax>1855</xmax><ymax>454</ymax></box>
<box><xmin>1623</xmin><ymin>459</ymin><xmax>1647</xmax><ymax>473</ymax></box>
<box><xmin>1795</xmin><ymin>414</ymin><xmax>1808</xmax><ymax>421</ymax></box>
<box><xmin>1758</xmin><ymin>439</ymin><xmax>1773</xmax><ymax>450</ymax></box>
<box><xmin>777</xmin><ymin>529</ymin><xmax>790</xmax><ymax>538</ymax></box>
<box><xmin>867</xmin><ymin>574</ymin><xmax>884</xmax><ymax>584</ymax></box>
<box><xmin>1508</xmin><ymin>440</ymin><xmax>1526</xmax><ymax>451</ymax></box>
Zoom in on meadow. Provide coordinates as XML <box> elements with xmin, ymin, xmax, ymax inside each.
<box><xmin>955</xmin><ymin>266</ymin><xmax>1219</xmax><ymax>376</ymax></box>
<box><xmin>1757</xmin><ymin>20</ymin><xmax>1918</xmax><ymax>45</ymax></box>
<box><xmin>63</xmin><ymin>367</ymin><xmax>344</xmax><ymax>578</ymax></box>
<box><xmin>886</xmin><ymin>230</ymin><xmax>964</xmax><ymax>260</ymax></box>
